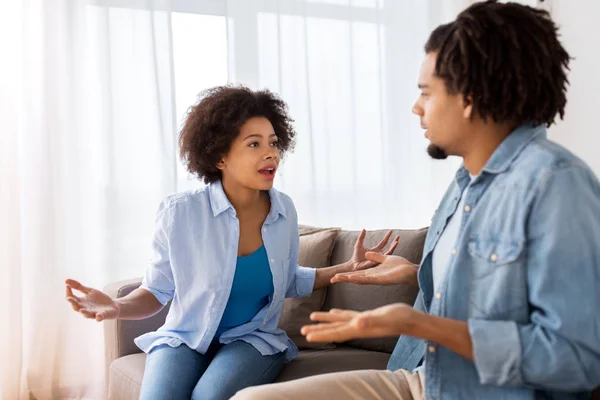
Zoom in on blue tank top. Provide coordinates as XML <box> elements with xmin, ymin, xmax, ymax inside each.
<box><xmin>215</xmin><ymin>244</ymin><xmax>274</xmax><ymax>337</ymax></box>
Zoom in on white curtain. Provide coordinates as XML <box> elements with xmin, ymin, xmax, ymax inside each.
<box><xmin>0</xmin><ymin>0</ymin><xmax>176</xmax><ymax>398</ymax></box>
<box><xmin>0</xmin><ymin>0</ymin><xmax>473</xmax><ymax>398</ymax></box>
<box><xmin>224</xmin><ymin>0</ymin><xmax>468</xmax><ymax>230</ymax></box>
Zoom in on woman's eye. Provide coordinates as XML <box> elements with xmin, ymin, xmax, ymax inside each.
<box><xmin>270</xmin><ymin>141</ymin><xmax>278</xmax><ymax>147</ymax></box>
<box><xmin>249</xmin><ymin>142</ymin><xmax>259</xmax><ymax>148</ymax></box>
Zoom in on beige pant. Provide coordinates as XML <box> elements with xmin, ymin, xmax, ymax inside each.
<box><xmin>232</xmin><ymin>369</ymin><xmax>425</xmax><ymax>400</ymax></box>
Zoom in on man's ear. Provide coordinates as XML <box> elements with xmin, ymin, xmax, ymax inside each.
<box><xmin>462</xmin><ymin>94</ymin><xmax>473</xmax><ymax>120</ymax></box>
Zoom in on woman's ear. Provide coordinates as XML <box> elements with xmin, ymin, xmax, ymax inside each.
<box><xmin>216</xmin><ymin>159</ymin><xmax>225</xmax><ymax>170</ymax></box>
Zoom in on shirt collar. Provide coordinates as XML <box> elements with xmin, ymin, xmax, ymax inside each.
<box><xmin>454</xmin><ymin>123</ymin><xmax>546</xmax><ymax>182</ymax></box>
<box><xmin>482</xmin><ymin>123</ymin><xmax>546</xmax><ymax>174</ymax></box>
<box><xmin>208</xmin><ymin>180</ymin><xmax>287</xmax><ymax>220</ymax></box>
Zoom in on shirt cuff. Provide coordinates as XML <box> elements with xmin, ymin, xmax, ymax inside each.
<box><xmin>468</xmin><ymin>318</ymin><xmax>523</xmax><ymax>386</ymax></box>
<box><xmin>294</xmin><ymin>266</ymin><xmax>316</xmax><ymax>298</ymax></box>
<box><xmin>140</xmin><ymin>282</ymin><xmax>171</xmax><ymax>305</ymax></box>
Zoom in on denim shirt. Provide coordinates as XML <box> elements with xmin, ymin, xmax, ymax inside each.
<box><xmin>388</xmin><ymin>124</ymin><xmax>600</xmax><ymax>399</ymax></box>
<box><xmin>134</xmin><ymin>181</ymin><xmax>316</xmax><ymax>362</ymax></box>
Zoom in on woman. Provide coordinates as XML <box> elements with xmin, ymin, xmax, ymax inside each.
<box><xmin>65</xmin><ymin>85</ymin><xmax>398</xmax><ymax>400</ymax></box>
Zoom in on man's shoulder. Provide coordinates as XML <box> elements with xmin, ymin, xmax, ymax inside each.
<box><xmin>510</xmin><ymin>135</ymin><xmax>596</xmax><ymax>188</ymax></box>
<box><xmin>512</xmin><ymin>137</ymin><xmax>591</xmax><ymax>180</ymax></box>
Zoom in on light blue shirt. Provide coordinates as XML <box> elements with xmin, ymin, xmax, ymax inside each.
<box><xmin>388</xmin><ymin>124</ymin><xmax>600</xmax><ymax>399</ymax></box>
<box><xmin>134</xmin><ymin>181</ymin><xmax>316</xmax><ymax>362</ymax></box>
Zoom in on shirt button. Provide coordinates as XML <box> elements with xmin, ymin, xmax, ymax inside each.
<box><xmin>428</xmin><ymin>345</ymin><xmax>436</xmax><ymax>353</ymax></box>
<box><xmin>263</xmin><ymin>228</ymin><xmax>267</xmax><ymax>233</ymax></box>
<box><xmin>464</xmin><ymin>205</ymin><xmax>471</xmax><ymax>212</ymax></box>
<box><xmin>490</xmin><ymin>253</ymin><xmax>498</xmax><ymax>262</ymax></box>
<box><xmin>435</xmin><ymin>293</ymin><xmax>441</xmax><ymax>299</ymax></box>
<box><xmin>270</xmin><ymin>259</ymin><xmax>275</xmax><ymax>263</ymax></box>
<box><xmin>451</xmin><ymin>249</ymin><xmax>457</xmax><ymax>255</ymax></box>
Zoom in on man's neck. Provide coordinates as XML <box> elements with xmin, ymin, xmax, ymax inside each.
<box><xmin>461</xmin><ymin>122</ymin><xmax>515</xmax><ymax>175</ymax></box>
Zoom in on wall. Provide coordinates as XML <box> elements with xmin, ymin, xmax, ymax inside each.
<box><xmin>549</xmin><ymin>0</ymin><xmax>600</xmax><ymax>176</ymax></box>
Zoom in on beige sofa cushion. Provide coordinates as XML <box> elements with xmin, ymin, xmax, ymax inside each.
<box><xmin>275</xmin><ymin>347</ymin><xmax>389</xmax><ymax>382</ymax></box>
<box><xmin>324</xmin><ymin>228</ymin><xmax>427</xmax><ymax>353</ymax></box>
<box><xmin>108</xmin><ymin>346</ymin><xmax>389</xmax><ymax>400</ymax></box>
<box><xmin>278</xmin><ymin>226</ymin><xmax>340</xmax><ymax>350</ymax></box>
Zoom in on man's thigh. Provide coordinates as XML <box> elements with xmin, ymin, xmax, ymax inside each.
<box><xmin>232</xmin><ymin>368</ymin><xmax>424</xmax><ymax>400</ymax></box>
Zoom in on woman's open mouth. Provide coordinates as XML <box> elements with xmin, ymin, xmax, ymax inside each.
<box><xmin>258</xmin><ymin>165</ymin><xmax>277</xmax><ymax>180</ymax></box>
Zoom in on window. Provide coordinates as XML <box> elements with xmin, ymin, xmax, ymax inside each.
<box><xmin>171</xmin><ymin>12</ymin><xmax>228</xmax><ymax>191</ymax></box>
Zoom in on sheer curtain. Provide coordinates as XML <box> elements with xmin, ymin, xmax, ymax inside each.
<box><xmin>0</xmin><ymin>0</ymin><xmax>176</xmax><ymax>398</ymax></box>
<box><xmin>224</xmin><ymin>0</ymin><xmax>469</xmax><ymax>230</ymax></box>
<box><xmin>0</xmin><ymin>0</ymin><xmax>474</xmax><ymax>398</ymax></box>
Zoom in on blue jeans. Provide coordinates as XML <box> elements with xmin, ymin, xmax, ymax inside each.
<box><xmin>139</xmin><ymin>340</ymin><xmax>286</xmax><ymax>400</ymax></box>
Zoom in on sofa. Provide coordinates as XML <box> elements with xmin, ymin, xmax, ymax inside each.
<box><xmin>104</xmin><ymin>226</ymin><xmax>426</xmax><ymax>399</ymax></box>
<box><xmin>103</xmin><ymin>226</ymin><xmax>600</xmax><ymax>400</ymax></box>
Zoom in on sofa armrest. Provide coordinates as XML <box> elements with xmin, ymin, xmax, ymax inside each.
<box><xmin>103</xmin><ymin>278</ymin><xmax>171</xmax><ymax>381</ymax></box>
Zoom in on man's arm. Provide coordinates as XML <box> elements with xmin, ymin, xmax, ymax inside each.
<box><xmin>469</xmin><ymin>166</ymin><xmax>600</xmax><ymax>390</ymax></box>
<box><xmin>328</xmin><ymin>252</ymin><xmax>420</xmax><ymax>287</ymax></box>
<box><xmin>301</xmin><ymin>304</ymin><xmax>473</xmax><ymax>360</ymax></box>
<box><xmin>303</xmin><ymin>166</ymin><xmax>600</xmax><ymax>391</ymax></box>
<box><xmin>313</xmin><ymin>229</ymin><xmax>401</xmax><ymax>290</ymax></box>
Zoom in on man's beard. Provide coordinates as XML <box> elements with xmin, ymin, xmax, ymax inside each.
<box><xmin>427</xmin><ymin>143</ymin><xmax>448</xmax><ymax>160</ymax></box>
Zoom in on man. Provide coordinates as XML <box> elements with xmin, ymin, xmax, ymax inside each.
<box><xmin>233</xmin><ymin>1</ymin><xmax>600</xmax><ymax>399</ymax></box>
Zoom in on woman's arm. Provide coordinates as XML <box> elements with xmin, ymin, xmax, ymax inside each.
<box><xmin>312</xmin><ymin>229</ymin><xmax>399</xmax><ymax>291</ymax></box>
<box><xmin>114</xmin><ymin>287</ymin><xmax>165</xmax><ymax>320</ymax></box>
<box><xmin>312</xmin><ymin>262</ymin><xmax>352</xmax><ymax>290</ymax></box>
<box><xmin>65</xmin><ymin>279</ymin><xmax>164</xmax><ymax>322</ymax></box>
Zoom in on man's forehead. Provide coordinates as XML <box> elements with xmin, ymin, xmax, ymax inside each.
<box><xmin>422</xmin><ymin>53</ymin><xmax>437</xmax><ymax>73</ymax></box>
<box><xmin>418</xmin><ymin>53</ymin><xmax>439</xmax><ymax>85</ymax></box>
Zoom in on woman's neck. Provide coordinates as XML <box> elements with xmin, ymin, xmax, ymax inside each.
<box><xmin>220</xmin><ymin>176</ymin><xmax>265</xmax><ymax>213</ymax></box>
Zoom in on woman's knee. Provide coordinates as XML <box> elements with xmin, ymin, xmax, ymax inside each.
<box><xmin>139</xmin><ymin>344</ymin><xmax>209</xmax><ymax>400</ymax></box>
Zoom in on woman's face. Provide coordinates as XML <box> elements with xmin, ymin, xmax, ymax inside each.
<box><xmin>218</xmin><ymin>116</ymin><xmax>281</xmax><ymax>191</ymax></box>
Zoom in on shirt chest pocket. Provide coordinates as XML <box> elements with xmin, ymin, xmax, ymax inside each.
<box><xmin>467</xmin><ymin>237</ymin><xmax>528</xmax><ymax>320</ymax></box>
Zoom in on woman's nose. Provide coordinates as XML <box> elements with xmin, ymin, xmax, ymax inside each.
<box><xmin>264</xmin><ymin>150</ymin><xmax>278</xmax><ymax>160</ymax></box>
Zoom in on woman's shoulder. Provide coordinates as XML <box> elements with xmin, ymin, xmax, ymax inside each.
<box><xmin>158</xmin><ymin>186</ymin><xmax>211</xmax><ymax>215</ymax></box>
<box><xmin>269</xmin><ymin>187</ymin><xmax>297</xmax><ymax>217</ymax></box>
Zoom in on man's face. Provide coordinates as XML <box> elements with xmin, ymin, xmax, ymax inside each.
<box><xmin>412</xmin><ymin>52</ymin><xmax>472</xmax><ymax>159</ymax></box>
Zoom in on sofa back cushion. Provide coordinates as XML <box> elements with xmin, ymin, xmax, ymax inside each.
<box><xmin>324</xmin><ymin>228</ymin><xmax>428</xmax><ymax>353</ymax></box>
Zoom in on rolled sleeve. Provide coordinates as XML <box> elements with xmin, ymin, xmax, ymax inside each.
<box><xmin>290</xmin><ymin>266</ymin><xmax>316</xmax><ymax>298</ymax></box>
<box><xmin>141</xmin><ymin>200</ymin><xmax>175</xmax><ymax>305</ymax></box>
<box><xmin>139</xmin><ymin>282</ymin><xmax>172</xmax><ymax>306</ymax></box>
<box><xmin>468</xmin><ymin>319</ymin><xmax>522</xmax><ymax>386</ymax></box>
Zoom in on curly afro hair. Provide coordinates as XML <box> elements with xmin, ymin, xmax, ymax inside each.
<box><xmin>179</xmin><ymin>85</ymin><xmax>296</xmax><ymax>184</ymax></box>
<box><xmin>425</xmin><ymin>0</ymin><xmax>571</xmax><ymax>127</ymax></box>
